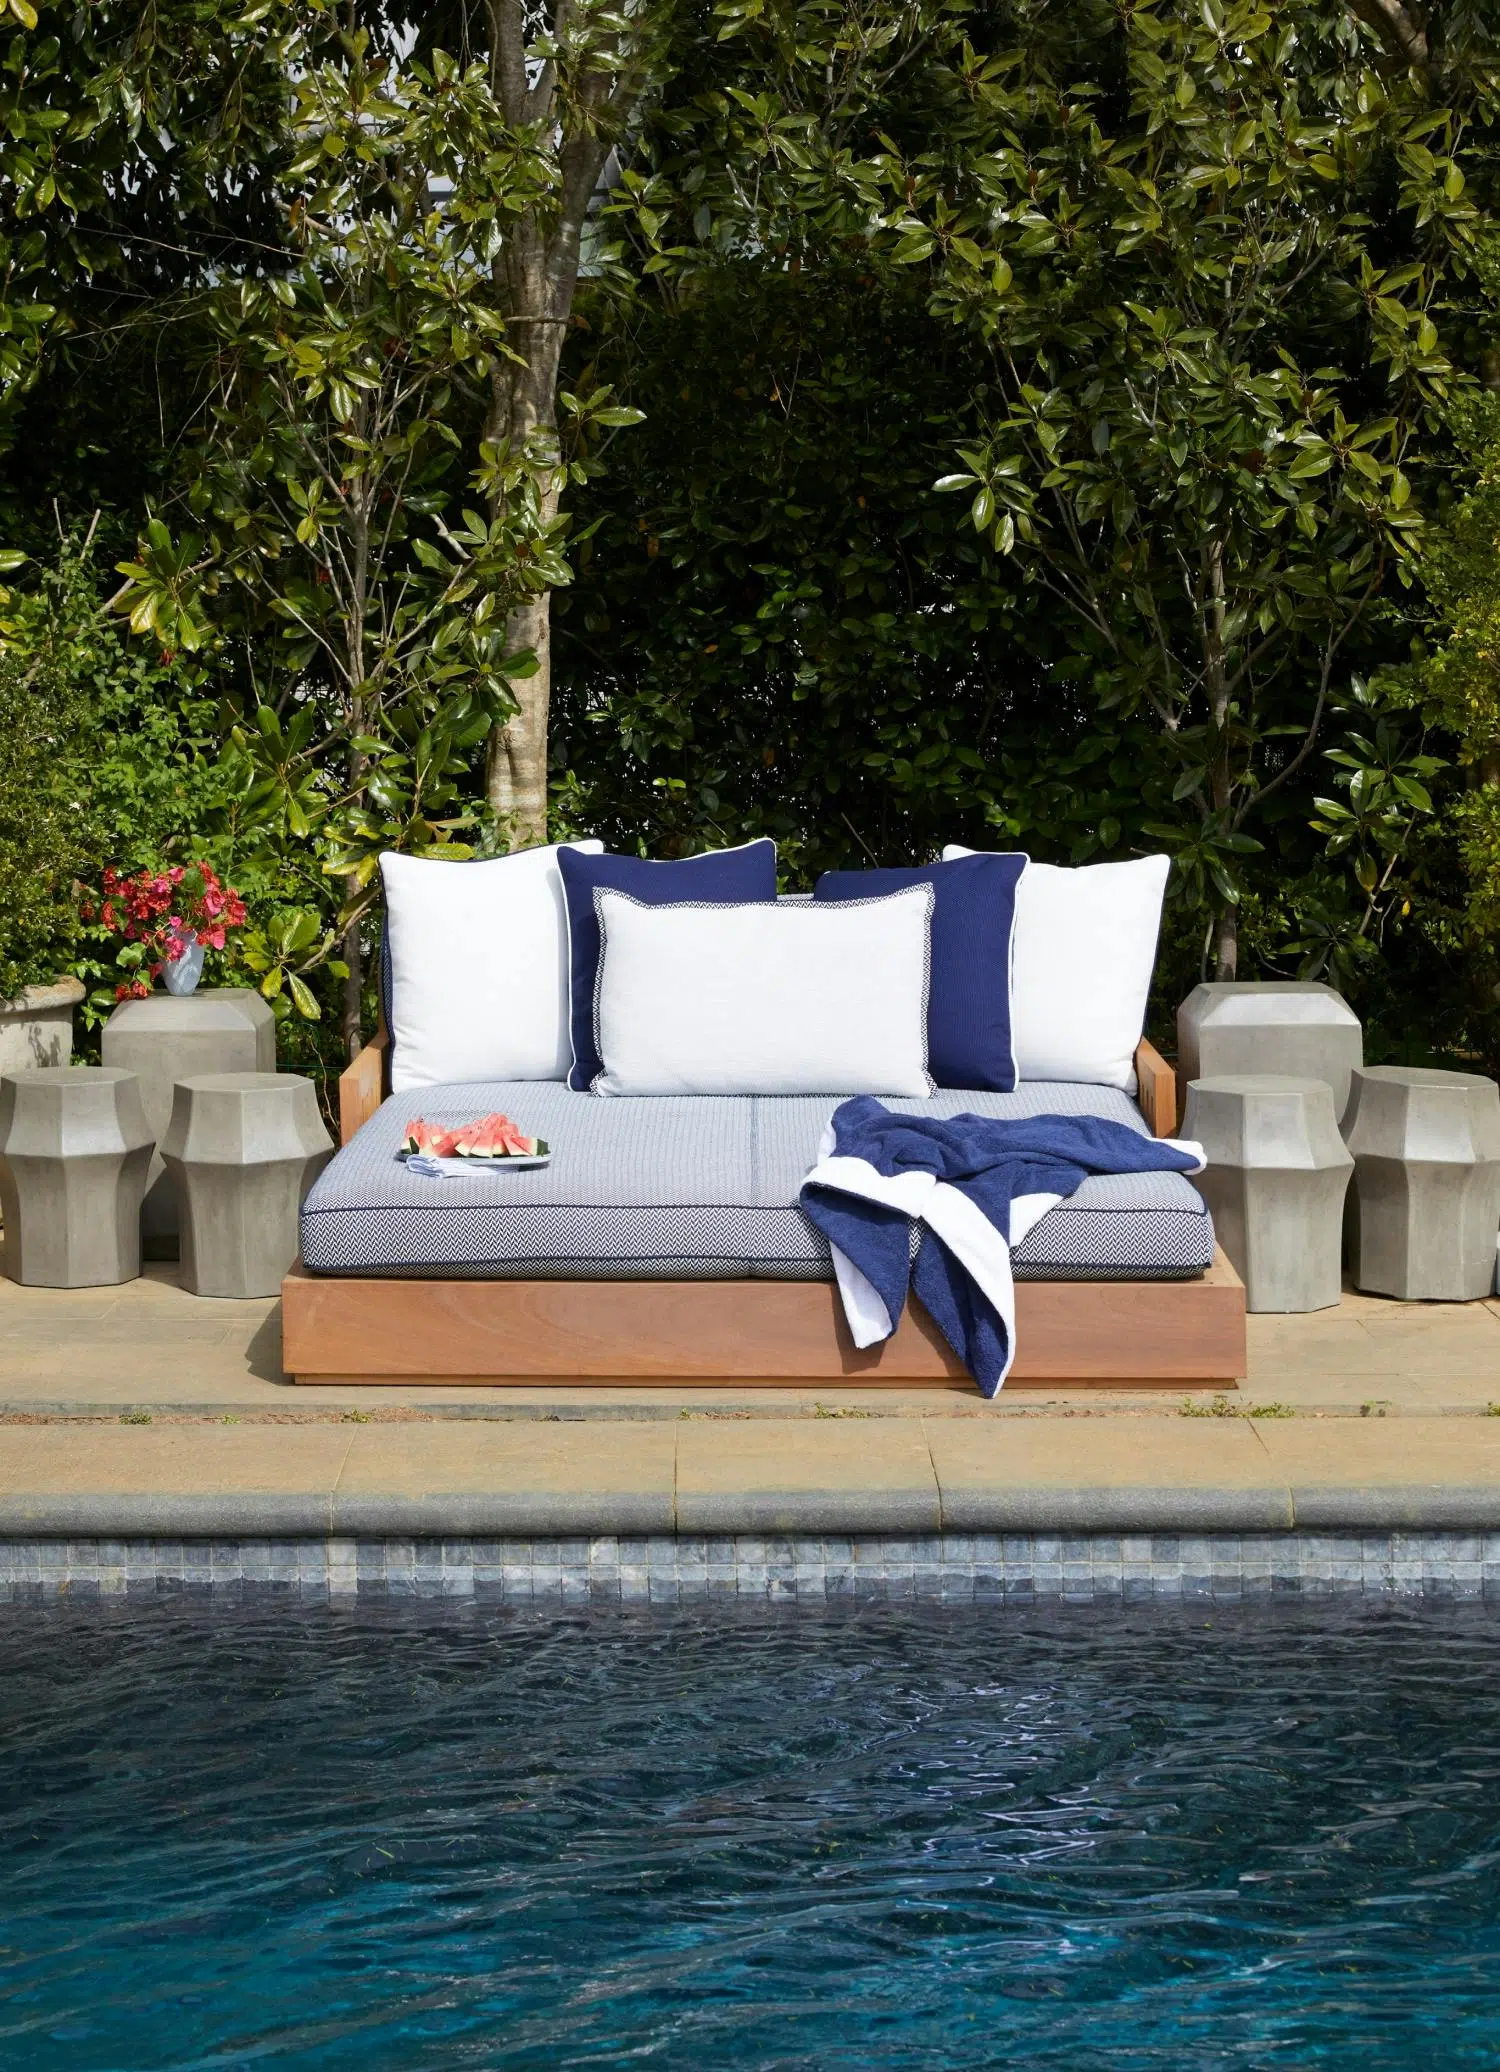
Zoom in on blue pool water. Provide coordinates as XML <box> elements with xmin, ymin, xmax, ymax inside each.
<box><xmin>2</xmin><ymin>1602</ymin><xmax>1499</xmax><ymax>2068</ymax></box>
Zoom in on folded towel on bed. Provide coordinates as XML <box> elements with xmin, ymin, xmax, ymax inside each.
<box><xmin>799</xmin><ymin>1098</ymin><xmax>1206</xmax><ymax>1397</ymax></box>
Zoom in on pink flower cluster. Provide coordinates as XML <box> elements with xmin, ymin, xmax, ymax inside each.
<box><xmin>81</xmin><ymin>865</ymin><xmax>249</xmax><ymax>1000</ymax></box>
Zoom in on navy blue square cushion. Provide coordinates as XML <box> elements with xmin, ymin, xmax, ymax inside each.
<box><xmin>559</xmin><ymin>839</ymin><xmax>779</xmax><ymax>1090</ymax></box>
<box><xmin>813</xmin><ymin>853</ymin><xmax>1029</xmax><ymax>1090</ymax></box>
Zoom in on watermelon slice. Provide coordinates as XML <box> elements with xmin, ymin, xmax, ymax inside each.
<box><xmin>402</xmin><ymin>1113</ymin><xmax>547</xmax><ymax>1161</ymax></box>
<box><xmin>403</xmin><ymin>1119</ymin><xmax>456</xmax><ymax>1157</ymax></box>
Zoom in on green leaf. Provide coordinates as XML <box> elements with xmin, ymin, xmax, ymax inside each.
<box><xmin>287</xmin><ymin>973</ymin><xmax>321</xmax><ymax>1019</ymax></box>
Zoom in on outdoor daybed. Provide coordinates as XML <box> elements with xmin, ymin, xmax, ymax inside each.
<box><xmin>281</xmin><ymin>845</ymin><xmax>1245</xmax><ymax>1389</ymax></box>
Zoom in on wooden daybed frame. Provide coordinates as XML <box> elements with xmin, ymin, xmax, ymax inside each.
<box><xmin>281</xmin><ymin>1030</ymin><xmax>1246</xmax><ymax>1390</ymax></box>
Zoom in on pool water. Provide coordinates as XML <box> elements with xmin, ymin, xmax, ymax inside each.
<box><xmin>2</xmin><ymin>1601</ymin><xmax>1498</xmax><ymax>2069</ymax></box>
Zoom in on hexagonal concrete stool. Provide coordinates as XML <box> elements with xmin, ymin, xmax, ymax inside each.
<box><xmin>102</xmin><ymin>989</ymin><xmax>277</xmax><ymax>1257</ymax></box>
<box><xmin>0</xmin><ymin>1067</ymin><xmax>155</xmax><ymax>1287</ymax></box>
<box><xmin>1178</xmin><ymin>983</ymin><xmax>1364</xmax><ymax>1125</ymax></box>
<box><xmin>1343</xmin><ymin>1066</ymin><xmax>1500</xmax><ymax>1301</ymax></box>
<box><xmin>1182</xmin><ymin>1076</ymin><xmax>1353</xmax><ymax>1313</ymax></box>
<box><xmin>162</xmin><ymin>1073</ymin><xmax>333</xmax><ymax>1298</ymax></box>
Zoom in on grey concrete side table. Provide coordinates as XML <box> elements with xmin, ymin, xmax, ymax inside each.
<box><xmin>0</xmin><ymin>1067</ymin><xmax>155</xmax><ymax>1287</ymax></box>
<box><xmin>1178</xmin><ymin>983</ymin><xmax>1363</xmax><ymax>1124</ymax></box>
<box><xmin>0</xmin><ymin>978</ymin><xmax>85</xmax><ymax>1075</ymax></box>
<box><xmin>162</xmin><ymin>1073</ymin><xmax>333</xmax><ymax>1298</ymax></box>
<box><xmin>102</xmin><ymin>989</ymin><xmax>277</xmax><ymax>1255</ymax></box>
<box><xmin>1343</xmin><ymin>1066</ymin><xmax>1500</xmax><ymax>1301</ymax></box>
<box><xmin>1182</xmin><ymin>1075</ymin><xmax>1353</xmax><ymax>1313</ymax></box>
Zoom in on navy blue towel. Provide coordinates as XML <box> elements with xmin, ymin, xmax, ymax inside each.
<box><xmin>799</xmin><ymin>1098</ymin><xmax>1205</xmax><ymax>1397</ymax></box>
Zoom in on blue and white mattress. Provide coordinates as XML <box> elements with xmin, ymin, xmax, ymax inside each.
<box><xmin>300</xmin><ymin>1082</ymin><xmax>1215</xmax><ymax>1281</ymax></box>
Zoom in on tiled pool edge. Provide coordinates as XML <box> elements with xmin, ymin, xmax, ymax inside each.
<box><xmin>3</xmin><ymin>1532</ymin><xmax>1500</xmax><ymax>1600</ymax></box>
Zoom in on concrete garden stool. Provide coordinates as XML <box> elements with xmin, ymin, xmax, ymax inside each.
<box><xmin>1178</xmin><ymin>982</ymin><xmax>1363</xmax><ymax>1124</ymax></box>
<box><xmin>102</xmin><ymin>988</ymin><xmax>277</xmax><ymax>1256</ymax></box>
<box><xmin>1342</xmin><ymin>1066</ymin><xmax>1500</xmax><ymax>1301</ymax></box>
<box><xmin>162</xmin><ymin>1073</ymin><xmax>333</xmax><ymax>1298</ymax></box>
<box><xmin>1182</xmin><ymin>1076</ymin><xmax>1353</xmax><ymax>1313</ymax></box>
<box><xmin>0</xmin><ymin>1067</ymin><xmax>155</xmax><ymax>1286</ymax></box>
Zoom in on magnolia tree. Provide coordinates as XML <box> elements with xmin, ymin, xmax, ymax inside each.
<box><xmin>878</xmin><ymin>0</ymin><xmax>1494</xmax><ymax>977</ymax></box>
<box><xmin>114</xmin><ymin>0</ymin><xmax>671</xmax><ymax>1051</ymax></box>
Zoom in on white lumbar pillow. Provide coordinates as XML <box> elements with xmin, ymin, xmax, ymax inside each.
<box><xmin>591</xmin><ymin>887</ymin><xmax>935</xmax><ymax>1097</ymax></box>
<box><xmin>943</xmin><ymin>848</ymin><xmax>1170</xmax><ymax>1088</ymax></box>
<box><xmin>382</xmin><ymin>842</ymin><xmax>603</xmax><ymax>1092</ymax></box>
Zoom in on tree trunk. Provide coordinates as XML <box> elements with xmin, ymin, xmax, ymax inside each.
<box><xmin>1213</xmin><ymin>908</ymin><xmax>1239</xmax><ymax>983</ymax></box>
<box><xmin>1345</xmin><ymin>0</ymin><xmax>1428</xmax><ymax>67</ymax></box>
<box><xmin>483</xmin><ymin>269</ymin><xmax>573</xmax><ymax>849</ymax></box>
<box><xmin>342</xmin><ymin>917</ymin><xmax>364</xmax><ymax>1061</ymax></box>
<box><xmin>481</xmin><ymin>0</ymin><xmax>616</xmax><ymax>850</ymax></box>
<box><xmin>489</xmin><ymin>588</ymin><xmax>553</xmax><ymax>848</ymax></box>
<box><xmin>1203</xmin><ymin>539</ymin><xmax>1239</xmax><ymax>986</ymax></box>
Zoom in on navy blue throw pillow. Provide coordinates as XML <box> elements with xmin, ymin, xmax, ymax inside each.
<box><xmin>559</xmin><ymin>840</ymin><xmax>779</xmax><ymax>1090</ymax></box>
<box><xmin>813</xmin><ymin>853</ymin><xmax>1028</xmax><ymax>1090</ymax></box>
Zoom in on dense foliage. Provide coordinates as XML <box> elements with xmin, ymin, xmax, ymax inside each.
<box><xmin>1</xmin><ymin>0</ymin><xmax>1498</xmax><ymax>1072</ymax></box>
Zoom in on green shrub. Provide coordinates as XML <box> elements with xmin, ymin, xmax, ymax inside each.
<box><xmin>0</xmin><ymin>533</ymin><xmax>233</xmax><ymax>1006</ymax></box>
<box><xmin>0</xmin><ymin>643</ymin><xmax>92</xmax><ymax>998</ymax></box>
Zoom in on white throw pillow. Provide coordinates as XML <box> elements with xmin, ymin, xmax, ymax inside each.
<box><xmin>591</xmin><ymin>887</ymin><xmax>936</xmax><ymax>1097</ymax></box>
<box><xmin>382</xmin><ymin>842</ymin><xmax>604</xmax><ymax>1092</ymax></box>
<box><xmin>943</xmin><ymin>848</ymin><xmax>1170</xmax><ymax>1088</ymax></box>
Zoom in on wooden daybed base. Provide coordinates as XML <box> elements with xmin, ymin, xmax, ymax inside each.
<box><xmin>281</xmin><ymin>1250</ymin><xmax>1246</xmax><ymax>1389</ymax></box>
<box><xmin>281</xmin><ymin>1032</ymin><xmax>1246</xmax><ymax>1390</ymax></box>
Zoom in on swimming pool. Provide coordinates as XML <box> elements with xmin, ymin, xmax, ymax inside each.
<box><xmin>2</xmin><ymin>1601</ymin><xmax>1497</xmax><ymax>2068</ymax></box>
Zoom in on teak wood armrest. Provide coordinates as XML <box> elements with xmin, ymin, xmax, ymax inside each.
<box><xmin>1134</xmin><ymin>1037</ymin><xmax>1177</xmax><ymax>1138</ymax></box>
<box><xmin>338</xmin><ymin>1022</ymin><xmax>390</xmax><ymax>1146</ymax></box>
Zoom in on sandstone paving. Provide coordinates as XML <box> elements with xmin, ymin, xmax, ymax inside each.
<box><xmin>675</xmin><ymin>1418</ymin><xmax>940</xmax><ymax>1532</ymax></box>
<box><xmin>333</xmin><ymin>1421</ymin><xmax>676</xmax><ymax>1535</ymax></box>
<box><xmin>0</xmin><ymin>1405</ymin><xmax>1495</xmax><ymax>1535</ymax></box>
<box><xmin>0</xmin><ymin>1424</ymin><xmax>353</xmax><ymax>1534</ymax></box>
<box><xmin>1254</xmin><ymin>1416</ymin><xmax>1500</xmax><ymax>1527</ymax></box>
<box><xmin>925</xmin><ymin>1417</ymin><xmax>1290</xmax><ymax>1532</ymax></box>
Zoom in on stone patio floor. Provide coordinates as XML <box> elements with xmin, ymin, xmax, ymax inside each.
<box><xmin>0</xmin><ymin>1266</ymin><xmax>1496</xmax><ymax>1536</ymax></box>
